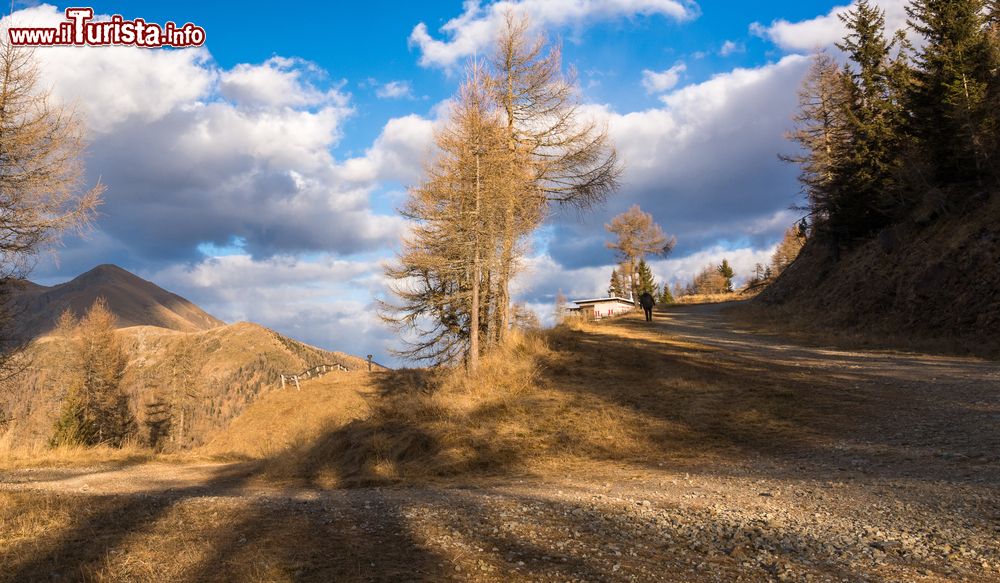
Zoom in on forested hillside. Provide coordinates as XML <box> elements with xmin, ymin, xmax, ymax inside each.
<box><xmin>760</xmin><ymin>0</ymin><xmax>1000</xmax><ymax>353</ymax></box>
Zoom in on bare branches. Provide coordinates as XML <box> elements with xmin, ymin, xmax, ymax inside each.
<box><xmin>0</xmin><ymin>39</ymin><xmax>103</xmax><ymax>379</ymax></box>
<box><xmin>489</xmin><ymin>11</ymin><xmax>622</xmax><ymax>214</ymax></box>
<box><xmin>0</xmin><ymin>39</ymin><xmax>103</xmax><ymax>280</ymax></box>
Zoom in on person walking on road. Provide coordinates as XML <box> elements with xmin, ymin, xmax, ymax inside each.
<box><xmin>639</xmin><ymin>291</ymin><xmax>655</xmax><ymax>322</ymax></box>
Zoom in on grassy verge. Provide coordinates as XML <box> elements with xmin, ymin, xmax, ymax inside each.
<box><xmin>0</xmin><ymin>443</ymin><xmax>156</xmax><ymax>470</ymax></box>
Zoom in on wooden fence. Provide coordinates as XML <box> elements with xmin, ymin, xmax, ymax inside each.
<box><xmin>279</xmin><ymin>363</ymin><xmax>349</xmax><ymax>390</ymax></box>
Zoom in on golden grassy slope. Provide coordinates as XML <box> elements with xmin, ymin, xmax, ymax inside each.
<box><xmin>199</xmin><ymin>313</ymin><xmax>861</xmax><ymax>488</ymax></box>
<box><xmin>0</xmin><ymin>322</ymin><xmax>374</xmax><ymax>453</ymax></box>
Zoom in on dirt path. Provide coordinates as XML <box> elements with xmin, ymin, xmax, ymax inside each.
<box><xmin>2</xmin><ymin>304</ymin><xmax>998</xmax><ymax>582</ymax></box>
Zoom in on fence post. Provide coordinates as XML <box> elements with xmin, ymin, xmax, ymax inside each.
<box><xmin>293</xmin><ymin>375</ymin><xmax>300</xmax><ymax>390</ymax></box>
<box><xmin>280</xmin><ymin>375</ymin><xmax>286</xmax><ymax>389</ymax></box>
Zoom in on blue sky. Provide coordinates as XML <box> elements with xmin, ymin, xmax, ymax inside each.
<box><xmin>6</xmin><ymin>1</ymin><xmax>913</xmax><ymax>364</ymax></box>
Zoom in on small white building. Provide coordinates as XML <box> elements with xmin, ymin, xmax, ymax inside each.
<box><xmin>570</xmin><ymin>296</ymin><xmax>636</xmax><ymax>320</ymax></box>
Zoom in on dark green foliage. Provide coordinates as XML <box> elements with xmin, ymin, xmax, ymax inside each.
<box><xmin>788</xmin><ymin>0</ymin><xmax>1000</xmax><ymax>251</ymax></box>
<box><xmin>717</xmin><ymin>259</ymin><xmax>735</xmax><ymax>293</ymax></box>
<box><xmin>833</xmin><ymin>0</ymin><xmax>910</xmax><ymax>235</ymax></box>
<box><xmin>906</xmin><ymin>0</ymin><xmax>994</xmax><ymax>185</ymax></box>
<box><xmin>657</xmin><ymin>284</ymin><xmax>674</xmax><ymax>305</ymax></box>
<box><xmin>636</xmin><ymin>259</ymin><xmax>658</xmax><ymax>296</ymax></box>
<box><xmin>51</xmin><ymin>395</ymin><xmax>88</xmax><ymax>446</ymax></box>
<box><xmin>608</xmin><ymin>268</ymin><xmax>626</xmax><ymax>297</ymax></box>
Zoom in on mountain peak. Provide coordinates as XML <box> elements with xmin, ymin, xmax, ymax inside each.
<box><xmin>14</xmin><ymin>264</ymin><xmax>225</xmax><ymax>338</ymax></box>
<box><xmin>87</xmin><ymin>263</ymin><xmax>130</xmax><ymax>274</ymax></box>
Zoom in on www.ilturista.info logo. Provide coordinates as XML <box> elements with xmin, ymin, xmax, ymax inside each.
<box><xmin>8</xmin><ymin>8</ymin><xmax>205</xmax><ymax>48</ymax></box>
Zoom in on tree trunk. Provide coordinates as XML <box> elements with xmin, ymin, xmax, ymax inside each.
<box><xmin>469</xmin><ymin>150</ymin><xmax>481</xmax><ymax>373</ymax></box>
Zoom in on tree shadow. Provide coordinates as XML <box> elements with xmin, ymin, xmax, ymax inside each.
<box><xmin>552</xmin><ymin>306</ymin><xmax>1000</xmax><ymax>487</ymax></box>
<box><xmin>4</xmin><ymin>302</ymin><xmax>998</xmax><ymax>581</ymax></box>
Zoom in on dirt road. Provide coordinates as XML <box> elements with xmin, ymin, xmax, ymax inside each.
<box><xmin>2</xmin><ymin>303</ymin><xmax>998</xmax><ymax>582</ymax></box>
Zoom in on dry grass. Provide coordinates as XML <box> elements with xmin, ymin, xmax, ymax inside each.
<box><xmin>199</xmin><ymin>370</ymin><xmax>376</xmax><ymax>461</ymax></box>
<box><xmin>0</xmin><ymin>441</ymin><xmax>155</xmax><ymax>470</ymax></box>
<box><xmin>258</xmin><ymin>329</ymin><xmax>555</xmax><ymax>486</ymax></box>
<box><xmin>674</xmin><ymin>293</ymin><xmax>747</xmax><ymax>305</ymax></box>
<box><xmin>0</xmin><ymin>490</ymin><xmax>341</xmax><ymax>582</ymax></box>
<box><xmin>754</xmin><ymin>190</ymin><xmax>1000</xmax><ymax>359</ymax></box>
<box><xmin>249</xmin><ymin>312</ymin><xmax>849</xmax><ymax>487</ymax></box>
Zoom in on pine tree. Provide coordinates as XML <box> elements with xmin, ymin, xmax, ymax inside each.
<box><xmin>907</xmin><ymin>0</ymin><xmax>993</xmax><ymax>185</ymax></box>
<box><xmin>835</xmin><ymin>0</ymin><xmax>909</xmax><ymax>234</ymax></box>
<box><xmin>782</xmin><ymin>53</ymin><xmax>851</xmax><ymax>234</ymax></box>
<box><xmin>608</xmin><ymin>268</ymin><xmax>624</xmax><ymax>297</ymax></box>
<box><xmin>717</xmin><ymin>259</ymin><xmax>735</xmax><ymax>293</ymax></box>
<box><xmin>489</xmin><ymin>13</ymin><xmax>621</xmax><ymax>340</ymax></box>
<box><xmin>168</xmin><ymin>339</ymin><xmax>201</xmax><ymax>446</ymax></box>
<box><xmin>692</xmin><ymin>264</ymin><xmax>728</xmax><ymax>295</ymax></box>
<box><xmin>657</xmin><ymin>284</ymin><xmax>674</xmax><ymax>305</ymax></box>
<box><xmin>381</xmin><ymin>64</ymin><xmax>524</xmax><ymax>365</ymax></box>
<box><xmin>636</xmin><ymin>259</ymin><xmax>657</xmax><ymax>296</ymax></box>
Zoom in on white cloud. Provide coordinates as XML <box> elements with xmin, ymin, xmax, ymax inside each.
<box><xmin>719</xmin><ymin>40</ymin><xmax>744</xmax><ymax>56</ymax></box>
<box><xmin>649</xmin><ymin>244</ymin><xmax>777</xmax><ymax>288</ymax></box>
<box><xmin>5</xmin><ymin>4</ymin><xmax>404</xmax><ymax>265</ymax></box>
<box><xmin>410</xmin><ymin>0</ymin><xmax>699</xmax><ymax>69</ymax></box>
<box><xmin>752</xmin><ymin>0</ymin><xmax>910</xmax><ymax>53</ymax></box>
<box><xmin>2</xmin><ymin>6</ymin><xmax>215</xmax><ymax>133</ymax></box>
<box><xmin>542</xmin><ymin>54</ymin><xmax>810</xmax><ymax>274</ymax></box>
<box><xmin>375</xmin><ymin>80</ymin><xmax>415</xmax><ymax>99</ymax></box>
<box><xmin>338</xmin><ymin>114</ymin><xmax>438</xmax><ymax>185</ymax></box>
<box><xmin>641</xmin><ymin>63</ymin><xmax>686</xmax><ymax>93</ymax></box>
<box><xmin>150</xmin><ymin>254</ymin><xmax>397</xmax><ymax>363</ymax></box>
<box><xmin>220</xmin><ymin>57</ymin><xmax>348</xmax><ymax>109</ymax></box>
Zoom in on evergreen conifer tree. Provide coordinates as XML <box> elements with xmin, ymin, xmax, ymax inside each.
<box><xmin>717</xmin><ymin>259</ymin><xmax>735</xmax><ymax>293</ymax></box>
<box><xmin>835</xmin><ymin>0</ymin><xmax>909</xmax><ymax>234</ymax></box>
<box><xmin>907</xmin><ymin>0</ymin><xmax>993</xmax><ymax>184</ymax></box>
<box><xmin>636</xmin><ymin>259</ymin><xmax>657</xmax><ymax>296</ymax></box>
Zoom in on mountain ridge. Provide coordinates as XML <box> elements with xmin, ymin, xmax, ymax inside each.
<box><xmin>13</xmin><ymin>263</ymin><xmax>225</xmax><ymax>338</ymax></box>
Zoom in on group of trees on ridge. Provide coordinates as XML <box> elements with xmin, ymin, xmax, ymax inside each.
<box><xmin>788</xmin><ymin>0</ymin><xmax>1000</xmax><ymax>246</ymax></box>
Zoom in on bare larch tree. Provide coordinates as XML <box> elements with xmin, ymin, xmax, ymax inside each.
<box><xmin>0</xmin><ymin>39</ymin><xmax>103</xmax><ymax>375</ymax></box>
<box><xmin>488</xmin><ymin>12</ymin><xmax>621</xmax><ymax>339</ymax></box>
<box><xmin>605</xmin><ymin>205</ymin><xmax>675</xmax><ymax>303</ymax></box>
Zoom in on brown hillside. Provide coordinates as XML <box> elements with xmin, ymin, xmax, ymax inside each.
<box><xmin>13</xmin><ymin>264</ymin><xmax>225</xmax><ymax>339</ymax></box>
<box><xmin>1</xmin><ymin>322</ymin><xmax>377</xmax><ymax>452</ymax></box>
<box><xmin>752</xmin><ymin>191</ymin><xmax>1000</xmax><ymax>357</ymax></box>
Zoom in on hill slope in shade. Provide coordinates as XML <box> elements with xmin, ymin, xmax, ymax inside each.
<box><xmin>13</xmin><ymin>264</ymin><xmax>225</xmax><ymax>338</ymax></box>
<box><xmin>2</xmin><ymin>322</ymin><xmax>379</xmax><ymax>451</ymax></box>
<box><xmin>755</xmin><ymin>192</ymin><xmax>999</xmax><ymax>356</ymax></box>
